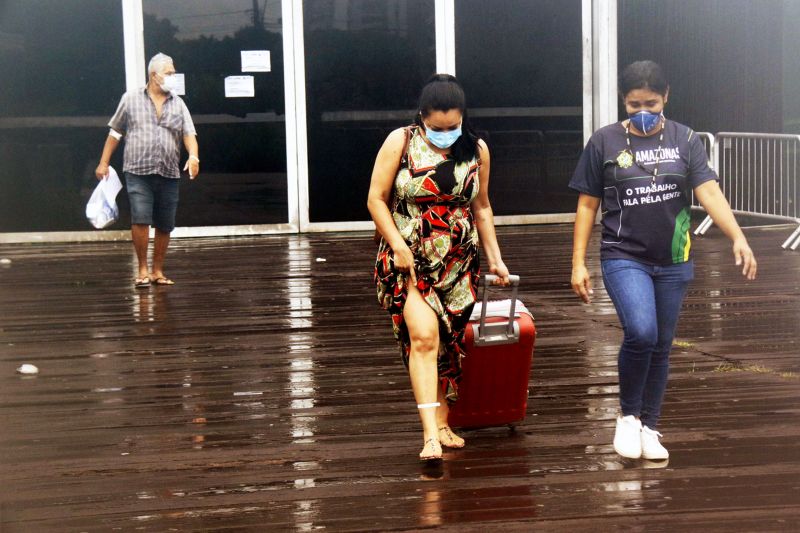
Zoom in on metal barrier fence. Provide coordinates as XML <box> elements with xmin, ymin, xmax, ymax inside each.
<box><xmin>696</xmin><ymin>132</ymin><xmax>716</xmax><ymax>162</ymax></box>
<box><xmin>694</xmin><ymin>132</ymin><xmax>800</xmax><ymax>250</ymax></box>
<box><xmin>690</xmin><ymin>132</ymin><xmax>715</xmax><ymax>207</ymax></box>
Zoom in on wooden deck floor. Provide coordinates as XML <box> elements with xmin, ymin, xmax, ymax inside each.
<box><xmin>1</xmin><ymin>224</ymin><xmax>799</xmax><ymax>532</ymax></box>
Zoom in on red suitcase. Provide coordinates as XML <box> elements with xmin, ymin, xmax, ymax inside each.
<box><xmin>448</xmin><ymin>274</ymin><xmax>536</xmax><ymax>429</ymax></box>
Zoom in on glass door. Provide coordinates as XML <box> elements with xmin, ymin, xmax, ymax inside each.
<box><xmin>0</xmin><ymin>0</ymin><xmax>126</xmax><ymax>232</ymax></box>
<box><xmin>142</xmin><ymin>0</ymin><xmax>290</xmax><ymax>228</ymax></box>
<box><xmin>454</xmin><ymin>0</ymin><xmax>584</xmax><ymax>217</ymax></box>
<box><xmin>302</xmin><ymin>0</ymin><xmax>437</xmax><ymax>226</ymax></box>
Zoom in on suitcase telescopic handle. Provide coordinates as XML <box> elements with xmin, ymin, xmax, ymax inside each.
<box><xmin>484</xmin><ymin>274</ymin><xmax>520</xmax><ymax>286</ymax></box>
<box><xmin>476</xmin><ymin>274</ymin><xmax>521</xmax><ymax>346</ymax></box>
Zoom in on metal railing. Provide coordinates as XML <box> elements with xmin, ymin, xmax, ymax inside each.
<box><xmin>696</xmin><ymin>132</ymin><xmax>716</xmax><ymax>160</ymax></box>
<box><xmin>694</xmin><ymin>132</ymin><xmax>800</xmax><ymax>250</ymax></box>
<box><xmin>690</xmin><ymin>132</ymin><xmax>715</xmax><ymax>207</ymax></box>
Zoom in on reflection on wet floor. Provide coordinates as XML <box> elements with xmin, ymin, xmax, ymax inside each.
<box><xmin>1</xmin><ymin>225</ymin><xmax>799</xmax><ymax>530</ymax></box>
<box><xmin>287</xmin><ymin>238</ymin><xmax>318</xmax><ymax>447</ymax></box>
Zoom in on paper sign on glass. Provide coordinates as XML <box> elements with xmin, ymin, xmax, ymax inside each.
<box><xmin>172</xmin><ymin>73</ymin><xmax>186</xmax><ymax>95</ymax></box>
<box><xmin>224</xmin><ymin>75</ymin><xmax>255</xmax><ymax>98</ymax></box>
<box><xmin>241</xmin><ymin>50</ymin><xmax>271</xmax><ymax>72</ymax></box>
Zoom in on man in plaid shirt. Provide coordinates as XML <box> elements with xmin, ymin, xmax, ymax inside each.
<box><xmin>95</xmin><ymin>53</ymin><xmax>199</xmax><ymax>288</ymax></box>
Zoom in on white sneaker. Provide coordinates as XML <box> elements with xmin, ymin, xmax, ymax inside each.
<box><xmin>613</xmin><ymin>415</ymin><xmax>642</xmax><ymax>459</ymax></box>
<box><xmin>641</xmin><ymin>425</ymin><xmax>669</xmax><ymax>460</ymax></box>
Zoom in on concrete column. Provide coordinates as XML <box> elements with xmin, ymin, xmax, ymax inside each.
<box><xmin>591</xmin><ymin>0</ymin><xmax>618</xmax><ymax>132</ymax></box>
<box><xmin>121</xmin><ymin>0</ymin><xmax>146</xmax><ymax>90</ymax></box>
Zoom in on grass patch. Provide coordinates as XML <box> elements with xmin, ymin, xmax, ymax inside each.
<box><xmin>714</xmin><ymin>362</ymin><xmax>799</xmax><ymax>380</ymax></box>
<box><xmin>672</xmin><ymin>340</ymin><xmax>695</xmax><ymax>349</ymax></box>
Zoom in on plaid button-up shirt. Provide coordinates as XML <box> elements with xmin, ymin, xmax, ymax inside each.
<box><xmin>108</xmin><ymin>88</ymin><xmax>196</xmax><ymax>179</ymax></box>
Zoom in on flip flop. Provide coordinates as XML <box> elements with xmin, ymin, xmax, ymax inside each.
<box><xmin>152</xmin><ymin>277</ymin><xmax>175</xmax><ymax>286</ymax></box>
<box><xmin>134</xmin><ymin>276</ymin><xmax>151</xmax><ymax>288</ymax></box>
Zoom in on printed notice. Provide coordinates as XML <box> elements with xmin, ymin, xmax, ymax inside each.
<box><xmin>224</xmin><ymin>75</ymin><xmax>255</xmax><ymax>98</ymax></box>
<box><xmin>172</xmin><ymin>73</ymin><xmax>186</xmax><ymax>95</ymax></box>
<box><xmin>241</xmin><ymin>50</ymin><xmax>271</xmax><ymax>72</ymax></box>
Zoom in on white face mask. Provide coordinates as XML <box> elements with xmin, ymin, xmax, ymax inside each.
<box><xmin>158</xmin><ymin>74</ymin><xmax>177</xmax><ymax>93</ymax></box>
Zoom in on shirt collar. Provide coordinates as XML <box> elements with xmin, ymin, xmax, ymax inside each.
<box><xmin>142</xmin><ymin>85</ymin><xmax>174</xmax><ymax>100</ymax></box>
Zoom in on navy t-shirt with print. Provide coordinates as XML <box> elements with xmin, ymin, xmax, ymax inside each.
<box><xmin>569</xmin><ymin>120</ymin><xmax>717</xmax><ymax>266</ymax></box>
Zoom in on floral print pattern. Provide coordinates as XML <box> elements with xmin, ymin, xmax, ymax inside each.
<box><xmin>375</xmin><ymin>126</ymin><xmax>480</xmax><ymax>402</ymax></box>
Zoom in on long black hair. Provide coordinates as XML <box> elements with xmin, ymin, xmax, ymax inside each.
<box><xmin>413</xmin><ymin>74</ymin><xmax>480</xmax><ymax>163</ymax></box>
<box><xmin>619</xmin><ymin>60</ymin><xmax>669</xmax><ymax>97</ymax></box>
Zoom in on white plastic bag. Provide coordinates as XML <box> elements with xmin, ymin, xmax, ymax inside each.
<box><xmin>86</xmin><ymin>166</ymin><xmax>123</xmax><ymax>229</ymax></box>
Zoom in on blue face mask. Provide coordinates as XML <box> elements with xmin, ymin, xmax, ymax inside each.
<box><xmin>424</xmin><ymin>123</ymin><xmax>462</xmax><ymax>149</ymax></box>
<box><xmin>628</xmin><ymin>111</ymin><xmax>663</xmax><ymax>134</ymax></box>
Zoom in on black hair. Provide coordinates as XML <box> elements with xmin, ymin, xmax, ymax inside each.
<box><xmin>619</xmin><ymin>60</ymin><xmax>669</xmax><ymax>97</ymax></box>
<box><xmin>414</xmin><ymin>73</ymin><xmax>480</xmax><ymax>163</ymax></box>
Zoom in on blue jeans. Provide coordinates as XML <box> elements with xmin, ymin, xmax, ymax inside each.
<box><xmin>125</xmin><ymin>173</ymin><xmax>180</xmax><ymax>233</ymax></box>
<box><xmin>601</xmin><ymin>259</ymin><xmax>694</xmax><ymax>429</ymax></box>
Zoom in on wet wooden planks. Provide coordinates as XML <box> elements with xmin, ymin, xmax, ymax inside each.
<box><xmin>1</xmin><ymin>224</ymin><xmax>799</xmax><ymax>531</ymax></box>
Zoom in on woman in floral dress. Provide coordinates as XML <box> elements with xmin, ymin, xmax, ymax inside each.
<box><xmin>368</xmin><ymin>74</ymin><xmax>510</xmax><ymax>461</ymax></box>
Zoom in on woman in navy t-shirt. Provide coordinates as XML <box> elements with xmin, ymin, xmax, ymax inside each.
<box><xmin>569</xmin><ymin>60</ymin><xmax>757</xmax><ymax>461</ymax></box>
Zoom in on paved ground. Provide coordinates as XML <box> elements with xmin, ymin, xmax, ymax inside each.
<box><xmin>1</xmin><ymin>224</ymin><xmax>799</xmax><ymax>531</ymax></box>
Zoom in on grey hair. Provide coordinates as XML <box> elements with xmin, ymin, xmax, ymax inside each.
<box><xmin>147</xmin><ymin>53</ymin><xmax>174</xmax><ymax>75</ymax></box>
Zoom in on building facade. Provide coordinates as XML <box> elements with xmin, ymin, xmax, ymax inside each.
<box><xmin>1</xmin><ymin>0</ymin><xmax>797</xmax><ymax>241</ymax></box>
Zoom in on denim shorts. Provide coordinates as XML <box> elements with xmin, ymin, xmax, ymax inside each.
<box><xmin>124</xmin><ymin>173</ymin><xmax>180</xmax><ymax>233</ymax></box>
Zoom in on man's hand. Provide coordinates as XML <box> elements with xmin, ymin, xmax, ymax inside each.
<box><xmin>184</xmin><ymin>156</ymin><xmax>200</xmax><ymax>180</ymax></box>
<box><xmin>95</xmin><ymin>162</ymin><xmax>109</xmax><ymax>180</ymax></box>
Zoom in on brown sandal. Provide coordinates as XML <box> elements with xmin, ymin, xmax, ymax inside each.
<box><xmin>438</xmin><ymin>426</ymin><xmax>465</xmax><ymax>448</ymax></box>
<box><xmin>419</xmin><ymin>438</ymin><xmax>443</xmax><ymax>461</ymax></box>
